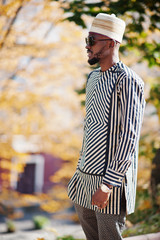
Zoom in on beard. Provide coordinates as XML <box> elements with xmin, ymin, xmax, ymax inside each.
<box><xmin>87</xmin><ymin>45</ymin><xmax>107</xmax><ymax>65</ymax></box>
<box><xmin>88</xmin><ymin>56</ymin><xmax>100</xmax><ymax>65</ymax></box>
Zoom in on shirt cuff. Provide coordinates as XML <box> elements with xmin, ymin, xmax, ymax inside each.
<box><xmin>102</xmin><ymin>168</ymin><xmax>124</xmax><ymax>187</ymax></box>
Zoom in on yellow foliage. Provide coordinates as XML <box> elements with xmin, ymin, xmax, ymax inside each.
<box><xmin>45</xmin><ymin>226</ymin><xmax>59</xmax><ymax>236</ymax></box>
<box><xmin>137</xmin><ymin>199</ymin><xmax>152</xmax><ymax>211</ymax></box>
<box><xmin>0</xmin><ymin>160</ymin><xmax>12</xmax><ymax>170</ymax></box>
<box><xmin>1</xmin><ymin>172</ymin><xmax>11</xmax><ymax>181</ymax></box>
<box><xmin>0</xmin><ymin>0</ymin><xmax>87</xmax><ymax>189</ymax></box>
<box><xmin>40</xmin><ymin>200</ymin><xmax>62</xmax><ymax>212</ymax></box>
<box><xmin>50</xmin><ymin>163</ymin><xmax>76</xmax><ymax>184</ymax></box>
<box><xmin>156</xmin><ymin>196</ymin><xmax>160</xmax><ymax>206</ymax></box>
<box><xmin>0</xmin><ymin>0</ymin><xmax>22</xmax><ymax>17</ymax></box>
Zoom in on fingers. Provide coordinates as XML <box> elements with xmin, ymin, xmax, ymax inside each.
<box><xmin>92</xmin><ymin>200</ymin><xmax>108</xmax><ymax>209</ymax></box>
<box><xmin>99</xmin><ymin>202</ymin><xmax>108</xmax><ymax>209</ymax></box>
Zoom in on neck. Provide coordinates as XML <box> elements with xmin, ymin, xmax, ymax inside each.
<box><xmin>99</xmin><ymin>52</ymin><xmax>119</xmax><ymax>72</ymax></box>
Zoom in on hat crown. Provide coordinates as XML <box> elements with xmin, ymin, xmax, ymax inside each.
<box><xmin>89</xmin><ymin>13</ymin><xmax>126</xmax><ymax>43</ymax></box>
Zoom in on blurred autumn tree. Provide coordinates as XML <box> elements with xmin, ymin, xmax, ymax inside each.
<box><xmin>0</xmin><ymin>0</ymin><xmax>88</xmax><ymax>195</ymax></box>
<box><xmin>0</xmin><ymin>0</ymin><xmax>159</xmax><ymax>218</ymax></box>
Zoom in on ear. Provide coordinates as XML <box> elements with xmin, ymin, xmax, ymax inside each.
<box><xmin>109</xmin><ymin>40</ymin><xmax>115</xmax><ymax>48</ymax></box>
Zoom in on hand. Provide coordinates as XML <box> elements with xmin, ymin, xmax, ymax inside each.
<box><xmin>91</xmin><ymin>187</ymin><xmax>111</xmax><ymax>209</ymax></box>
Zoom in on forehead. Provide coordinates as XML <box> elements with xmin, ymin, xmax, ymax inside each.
<box><xmin>89</xmin><ymin>32</ymin><xmax>108</xmax><ymax>38</ymax></box>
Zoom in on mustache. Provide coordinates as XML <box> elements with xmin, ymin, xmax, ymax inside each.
<box><xmin>87</xmin><ymin>50</ymin><xmax>93</xmax><ymax>53</ymax></box>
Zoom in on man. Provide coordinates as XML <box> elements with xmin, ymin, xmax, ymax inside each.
<box><xmin>68</xmin><ymin>13</ymin><xmax>145</xmax><ymax>240</ymax></box>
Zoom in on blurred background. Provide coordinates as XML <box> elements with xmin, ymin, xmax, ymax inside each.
<box><xmin>0</xmin><ymin>0</ymin><xmax>159</xmax><ymax>238</ymax></box>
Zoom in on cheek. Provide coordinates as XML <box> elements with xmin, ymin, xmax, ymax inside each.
<box><xmin>103</xmin><ymin>47</ymin><xmax>111</xmax><ymax>56</ymax></box>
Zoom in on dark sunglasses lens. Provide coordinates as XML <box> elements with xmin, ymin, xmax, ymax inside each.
<box><xmin>85</xmin><ymin>36</ymin><xmax>94</xmax><ymax>46</ymax></box>
<box><xmin>89</xmin><ymin>36</ymin><xmax>94</xmax><ymax>46</ymax></box>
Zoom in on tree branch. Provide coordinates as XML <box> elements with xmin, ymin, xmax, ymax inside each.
<box><xmin>0</xmin><ymin>1</ymin><xmax>24</xmax><ymax>49</ymax></box>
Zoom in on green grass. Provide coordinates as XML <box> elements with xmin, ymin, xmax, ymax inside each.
<box><xmin>57</xmin><ymin>236</ymin><xmax>84</xmax><ymax>240</ymax></box>
<box><xmin>33</xmin><ymin>215</ymin><xmax>50</xmax><ymax>229</ymax></box>
<box><xmin>122</xmin><ymin>206</ymin><xmax>160</xmax><ymax>237</ymax></box>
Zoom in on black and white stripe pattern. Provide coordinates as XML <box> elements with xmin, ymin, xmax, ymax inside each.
<box><xmin>68</xmin><ymin>61</ymin><xmax>145</xmax><ymax>215</ymax></box>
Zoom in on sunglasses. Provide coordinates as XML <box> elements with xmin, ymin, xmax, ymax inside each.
<box><xmin>85</xmin><ymin>36</ymin><xmax>112</xmax><ymax>46</ymax></box>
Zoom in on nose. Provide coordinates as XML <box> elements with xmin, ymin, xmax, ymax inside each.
<box><xmin>85</xmin><ymin>44</ymin><xmax>90</xmax><ymax>50</ymax></box>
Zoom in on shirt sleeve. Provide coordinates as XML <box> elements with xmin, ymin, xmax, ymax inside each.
<box><xmin>102</xmin><ymin>75</ymin><xmax>145</xmax><ymax>187</ymax></box>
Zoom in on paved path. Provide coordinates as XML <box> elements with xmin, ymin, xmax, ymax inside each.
<box><xmin>0</xmin><ymin>220</ymin><xmax>160</xmax><ymax>240</ymax></box>
<box><xmin>0</xmin><ymin>220</ymin><xmax>86</xmax><ymax>240</ymax></box>
<box><xmin>0</xmin><ymin>224</ymin><xmax>85</xmax><ymax>240</ymax></box>
<box><xmin>0</xmin><ymin>221</ymin><xmax>85</xmax><ymax>240</ymax></box>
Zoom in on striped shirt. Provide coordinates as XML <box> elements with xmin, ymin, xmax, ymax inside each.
<box><xmin>68</xmin><ymin>61</ymin><xmax>145</xmax><ymax>215</ymax></box>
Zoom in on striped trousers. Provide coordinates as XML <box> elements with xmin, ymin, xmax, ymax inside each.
<box><xmin>74</xmin><ymin>191</ymin><xmax>126</xmax><ymax>240</ymax></box>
